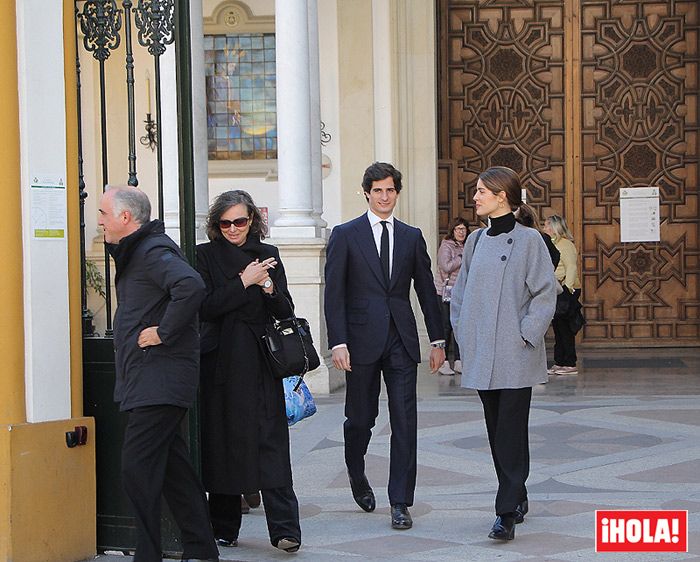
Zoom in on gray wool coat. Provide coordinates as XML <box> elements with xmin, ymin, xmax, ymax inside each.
<box><xmin>450</xmin><ymin>223</ymin><xmax>557</xmax><ymax>390</ymax></box>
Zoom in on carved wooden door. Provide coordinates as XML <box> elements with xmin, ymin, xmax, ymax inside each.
<box><xmin>437</xmin><ymin>0</ymin><xmax>699</xmax><ymax>347</ymax></box>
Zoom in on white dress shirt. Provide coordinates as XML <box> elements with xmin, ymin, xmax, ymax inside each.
<box><xmin>367</xmin><ymin>209</ymin><xmax>394</xmax><ymax>278</ymax></box>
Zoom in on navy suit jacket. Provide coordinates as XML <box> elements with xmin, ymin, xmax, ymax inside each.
<box><xmin>324</xmin><ymin>214</ymin><xmax>443</xmax><ymax>365</ymax></box>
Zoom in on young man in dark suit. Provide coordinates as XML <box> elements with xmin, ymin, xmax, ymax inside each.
<box><xmin>324</xmin><ymin>162</ymin><xmax>445</xmax><ymax>530</ymax></box>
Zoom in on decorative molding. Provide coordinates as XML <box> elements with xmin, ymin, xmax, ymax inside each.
<box><xmin>208</xmin><ymin>159</ymin><xmax>278</xmax><ymax>180</ymax></box>
<box><xmin>203</xmin><ymin>0</ymin><xmax>274</xmax><ymax>34</ymax></box>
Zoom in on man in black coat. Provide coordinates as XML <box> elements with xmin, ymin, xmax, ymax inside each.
<box><xmin>98</xmin><ymin>186</ymin><xmax>218</xmax><ymax>562</ymax></box>
<box><xmin>324</xmin><ymin>162</ymin><xmax>445</xmax><ymax>530</ymax></box>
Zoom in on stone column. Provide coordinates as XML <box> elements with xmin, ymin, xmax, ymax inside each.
<box><xmin>308</xmin><ymin>0</ymin><xmax>327</xmax><ymax>233</ymax></box>
<box><xmin>159</xmin><ymin>46</ymin><xmax>180</xmax><ymax>243</ymax></box>
<box><xmin>271</xmin><ymin>0</ymin><xmax>317</xmax><ymax>238</ymax></box>
<box><xmin>161</xmin><ymin>1</ymin><xmax>209</xmax><ymax>244</ymax></box>
<box><xmin>269</xmin><ymin>0</ymin><xmax>339</xmax><ymax>392</ymax></box>
<box><xmin>190</xmin><ymin>0</ymin><xmax>210</xmax><ymax>242</ymax></box>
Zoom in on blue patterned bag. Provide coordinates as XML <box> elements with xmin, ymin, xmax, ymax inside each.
<box><xmin>283</xmin><ymin>376</ymin><xmax>317</xmax><ymax>426</ymax></box>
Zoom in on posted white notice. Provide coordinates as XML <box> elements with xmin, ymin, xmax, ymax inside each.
<box><xmin>620</xmin><ymin>187</ymin><xmax>660</xmax><ymax>243</ymax></box>
<box><xmin>31</xmin><ymin>176</ymin><xmax>66</xmax><ymax>239</ymax></box>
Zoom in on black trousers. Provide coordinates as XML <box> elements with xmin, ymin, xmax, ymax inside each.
<box><xmin>438</xmin><ymin>296</ymin><xmax>460</xmax><ymax>360</ymax></box>
<box><xmin>121</xmin><ymin>405</ymin><xmax>218</xmax><ymax>562</ymax></box>
<box><xmin>344</xmin><ymin>320</ymin><xmax>418</xmax><ymax>506</ymax></box>
<box><xmin>208</xmin><ymin>486</ymin><xmax>300</xmax><ymax>545</ymax></box>
<box><xmin>553</xmin><ymin>289</ymin><xmax>580</xmax><ymax>366</ymax></box>
<box><xmin>477</xmin><ymin>388</ymin><xmax>532</xmax><ymax>516</ymax></box>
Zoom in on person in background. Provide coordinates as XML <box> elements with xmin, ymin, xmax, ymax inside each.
<box><xmin>451</xmin><ymin>167</ymin><xmax>557</xmax><ymax>542</ymax></box>
<box><xmin>434</xmin><ymin>217</ymin><xmax>469</xmax><ymax>374</ymax></box>
<box><xmin>515</xmin><ymin>204</ymin><xmax>560</xmax><ymax>268</ymax></box>
<box><xmin>543</xmin><ymin>215</ymin><xmax>581</xmax><ymax>375</ymax></box>
<box><xmin>196</xmin><ymin>190</ymin><xmax>302</xmax><ymax>553</ymax></box>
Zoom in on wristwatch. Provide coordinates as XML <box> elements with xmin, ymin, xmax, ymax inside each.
<box><xmin>263</xmin><ymin>278</ymin><xmax>273</xmax><ymax>289</ymax></box>
<box><xmin>431</xmin><ymin>341</ymin><xmax>446</xmax><ymax>349</ymax></box>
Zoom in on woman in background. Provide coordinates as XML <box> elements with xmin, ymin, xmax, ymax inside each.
<box><xmin>434</xmin><ymin>217</ymin><xmax>469</xmax><ymax>374</ymax></box>
<box><xmin>544</xmin><ymin>215</ymin><xmax>581</xmax><ymax>375</ymax></box>
<box><xmin>451</xmin><ymin>167</ymin><xmax>557</xmax><ymax>541</ymax></box>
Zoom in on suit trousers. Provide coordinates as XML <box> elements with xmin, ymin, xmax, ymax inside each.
<box><xmin>208</xmin><ymin>486</ymin><xmax>300</xmax><ymax>545</ymax></box>
<box><xmin>477</xmin><ymin>387</ymin><xmax>532</xmax><ymax>516</ymax></box>
<box><xmin>552</xmin><ymin>289</ymin><xmax>580</xmax><ymax>367</ymax></box>
<box><xmin>121</xmin><ymin>405</ymin><xmax>218</xmax><ymax>562</ymax></box>
<box><xmin>344</xmin><ymin>319</ymin><xmax>418</xmax><ymax>506</ymax></box>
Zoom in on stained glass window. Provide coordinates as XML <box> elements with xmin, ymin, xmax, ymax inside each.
<box><xmin>204</xmin><ymin>33</ymin><xmax>277</xmax><ymax>161</ymax></box>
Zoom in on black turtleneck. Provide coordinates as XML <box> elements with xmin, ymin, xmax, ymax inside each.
<box><xmin>487</xmin><ymin>212</ymin><xmax>516</xmax><ymax>236</ymax></box>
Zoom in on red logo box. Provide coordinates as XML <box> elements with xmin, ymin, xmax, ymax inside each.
<box><xmin>595</xmin><ymin>510</ymin><xmax>688</xmax><ymax>552</ymax></box>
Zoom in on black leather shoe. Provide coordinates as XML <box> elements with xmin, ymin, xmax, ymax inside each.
<box><xmin>488</xmin><ymin>515</ymin><xmax>515</xmax><ymax>540</ymax></box>
<box><xmin>215</xmin><ymin>537</ymin><xmax>238</xmax><ymax>547</ymax></box>
<box><xmin>515</xmin><ymin>499</ymin><xmax>529</xmax><ymax>524</ymax></box>
<box><xmin>391</xmin><ymin>503</ymin><xmax>413</xmax><ymax>530</ymax></box>
<box><xmin>349</xmin><ymin>473</ymin><xmax>375</xmax><ymax>512</ymax></box>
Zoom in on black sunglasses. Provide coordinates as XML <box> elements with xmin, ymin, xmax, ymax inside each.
<box><xmin>219</xmin><ymin>217</ymin><xmax>249</xmax><ymax>229</ymax></box>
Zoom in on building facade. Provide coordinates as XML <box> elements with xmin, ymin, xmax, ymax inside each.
<box><xmin>1</xmin><ymin>0</ymin><xmax>697</xmax><ymax>560</ymax></box>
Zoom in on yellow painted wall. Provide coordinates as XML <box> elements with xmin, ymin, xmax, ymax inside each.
<box><xmin>0</xmin><ymin>3</ymin><xmax>97</xmax><ymax>560</ymax></box>
<box><xmin>1</xmin><ymin>419</ymin><xmax>96</xmax><ymax>562</ymax></box>
<box><xmin>65</xmin><ymin>0</ymin><xmax>85</xmax><ymax>418</ymax></box>
<box><xmin>0</xmin><ymin>0</ymin><xmax>26</xmax><ymax>428</ymax></box>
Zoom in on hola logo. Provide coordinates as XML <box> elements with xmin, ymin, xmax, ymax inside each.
<box><xmin>595</xmin><ymin>510</ymin><xmax>688</xmax><ymax>552</ymax></box>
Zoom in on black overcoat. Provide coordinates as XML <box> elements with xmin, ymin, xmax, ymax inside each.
<box><xmin>110</xmin><ymin>220</ymin><xmax>205</xmax><ymax>412</ymax></box>
<box><xmin>196</xmin><ymin>236</ymin><xmax>294</xmax><ymax>494</ymax></box>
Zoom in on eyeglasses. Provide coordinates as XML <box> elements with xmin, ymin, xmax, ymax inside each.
<box><xmin>219</xmin><ymin>217</ymin><xmax>249</xmax><ymax>229</ymax></box>
<box><xmin>454</xmin><ymin>226</ymin><xmax>467</xmax><ymax>232</ymax></box>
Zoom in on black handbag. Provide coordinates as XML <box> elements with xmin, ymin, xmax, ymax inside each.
<box><xmin>555</xmin><ymin>286</ymin><xmax>572</xmax><ymax>318</ymax></box>
<box><xmin>263</xmin><ymin>315</ymin><xmax>321</xmax><ymax>379</ymax></box>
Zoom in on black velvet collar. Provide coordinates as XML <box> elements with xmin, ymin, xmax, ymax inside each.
<box><xmin>487</xmin><ymin>213</ymin><xmax>516</xmax><ymax>236</ymax></box>
<box><xmin>107</xmin><ymin>219</ymin><xmax>164</xmax><ymax>282</ymax></box>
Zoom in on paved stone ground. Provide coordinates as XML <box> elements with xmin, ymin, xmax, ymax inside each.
<box><xmin>94</xmin><ymin>347</ymin><xmax>700</xmax><ymax>561</ymax></box>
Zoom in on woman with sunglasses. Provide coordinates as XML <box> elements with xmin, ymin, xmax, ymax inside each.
<box><xmin>196</xmin><ymin>190</ymin><xmax>302</xmax><ymax>553</ymax></box>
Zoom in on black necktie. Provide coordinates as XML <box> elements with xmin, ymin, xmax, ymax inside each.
<box><xmin>380</xmin><ymin>221</ymin><xmax>390</xmax><ymax>283</ymax></box>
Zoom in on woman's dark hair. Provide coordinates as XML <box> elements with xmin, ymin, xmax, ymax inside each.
<box><xmin>206</xmin><ymin>190</ymin><xmax>268</xmax><ymax>241</ymax></box>
<box><xmin>478</xmin><ymin>166</ymin><xmax>523</xmax><ymax>211</ymax></box>
<box><xmin>361</xmin><ymin>162</ymin><xmax>403</xmax><ymax>194</ymax></box>
<box><xmin>444</xmin><ymin>217</ymin><xmax>470</xmax><ymax>241</ymax></box>
<box><xmin>514</xmin><ymin>203</ymin><xmax>540</xmax><ymax>230</ymax></box>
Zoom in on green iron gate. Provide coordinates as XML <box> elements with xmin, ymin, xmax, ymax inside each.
<box><xmin>76</xmin><ymin>0</ymin><xmax>200</xmax><ymax>556</ymax></box>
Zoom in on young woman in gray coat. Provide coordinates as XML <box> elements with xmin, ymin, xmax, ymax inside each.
<box><xmin>451</xmin><ymin>167</ymin><xmax>557</xmax><ymax>541</ymax></box>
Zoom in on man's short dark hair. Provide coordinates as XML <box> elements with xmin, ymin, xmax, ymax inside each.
<box><xmin>361</xmin><ymin>162</ymin><xmax>403</xmax><ymax>193</ymax></box>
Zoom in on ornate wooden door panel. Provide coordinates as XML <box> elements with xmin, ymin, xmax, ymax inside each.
<box><xmin>579</xmin><ymin>1</ymin><xmax>699</xmax><ymax>345</ymax></box>
<box><xmin>437</xmin><ymin>0</ymin><xmax>568</xmax><ymax>235</ymax></box>
<box><xmin>437</xmin><ymin>0</ymin><xmax>699</xmax><ymax>346</ymax></box>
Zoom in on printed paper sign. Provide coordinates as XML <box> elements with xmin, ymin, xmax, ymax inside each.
<box><xmin>620</xmin><ymin>186</ymin><xmax>660</xmax><ymax>243</ymax></box>
<box><xmin>31</xmin><ymin>175</ymin><xmax>66</xmax><ymax>239</ymax></box>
